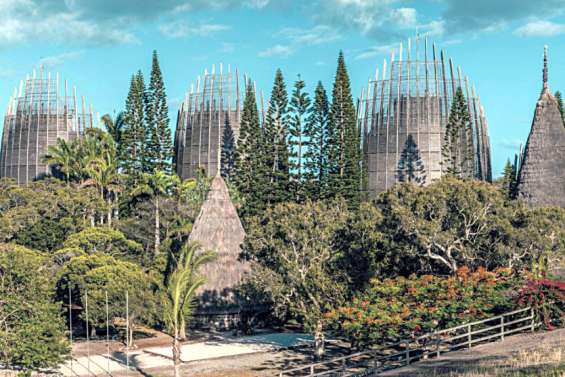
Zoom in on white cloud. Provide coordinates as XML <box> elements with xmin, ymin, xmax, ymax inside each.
<box><xmin>514</xmin><ymin>20</ymin><xmax>565</xmax><ymax>37</ymax></box>
<box><xmin>38</xmin><ymin>51</ymin><xmax>83</xmax><ymax>68</ymax></box>
<box><xmin>260</xmin><ymin>25</ymin><xmax>341</xmax><ymax>57</ymax></box>
<box><xmin>355</xmin><ymin>42</ymin><xmax>397</xmax><ymax>60</ymax></box>
<box><xmin>160</xmin><ymin>22</ymin><xmax>230</xmax><ymax>38</ymax></box>
<box><xmin>258</xmin><ymin>44</ymin><xmax>294</xmax><ymax>57</ymax></box>
<box><xmin>277</xmin><ymin>25</ymin><xmax>341</xmax><ymax>45</ymax></box>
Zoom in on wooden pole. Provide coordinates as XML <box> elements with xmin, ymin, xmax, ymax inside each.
<box><xmin>69</xmin><ymin>287</ymin><xmax>74</xmax><ymax>374</ymax></box>
<box><xmin>106</xmin><ymin>290</ymin><xmax>110</xmax><ymax>374</ymax></box>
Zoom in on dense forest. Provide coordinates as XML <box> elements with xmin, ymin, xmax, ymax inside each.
<box><xmin>1</xmin><ymin>50</ymin><xmax>564</xmax><ymax>374</ymax></box>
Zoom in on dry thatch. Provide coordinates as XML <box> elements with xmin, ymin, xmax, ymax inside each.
<box><xmin>517</xmin><ymin>58</ymin><xmax>565</xmax><ymax>208</ymax></box>
<box><xmin>189</xmin><ymin>175</ymin><xmax>248</xmax><ymax>312</ymax></box>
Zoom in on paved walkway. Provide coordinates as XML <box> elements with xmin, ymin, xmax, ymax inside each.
<box><xmin>60</xmin><ymin>332</ymin><xmax>312</xmax><ymax>376</ymax></box>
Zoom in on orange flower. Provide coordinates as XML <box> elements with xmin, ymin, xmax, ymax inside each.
<box><xmin>457</xmin><ymin>266</ymin><xmax>470</xmax><ymax>277</ymax></box>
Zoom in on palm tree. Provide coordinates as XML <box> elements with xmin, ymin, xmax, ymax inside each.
<box><xmin>42</xmin><ymin>138</ymin><xmax>79</xmax><ymax>183</ymax></box>
<box><xmin>163</xmin><ymin>241</ymin><xmax>214</xmax><ymax>377</ymax></box>
<box><xmin>101</xmin><ymin>112</ymin><xmax>125</xmax><ymax>146</ymax></box>
<box><xmin>131</xmin><ymin>171</ymin><xmax>180</xmax><ymax>255</ymax></box>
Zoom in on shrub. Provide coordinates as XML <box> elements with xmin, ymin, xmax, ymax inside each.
<box><xmin>326</xmin><ymin>267</ymin><xmax>521</xmax><ymax>349</ymax></box>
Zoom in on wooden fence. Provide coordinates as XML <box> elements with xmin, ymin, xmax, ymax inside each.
<box><xmin>276</xmin><ymin>306</ymin><xmax>538</xmax><ymax>377</ymax></box>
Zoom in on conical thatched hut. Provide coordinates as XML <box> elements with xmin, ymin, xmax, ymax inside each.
<box><xmin>517</xmin><ymin>47</ymin><xmax>565</xmax><ymax>208</ymax></box>
<box><xmin>189</xmin><ymin>174</ymin><xmax>249</xmax><ymax>328</ymax></box>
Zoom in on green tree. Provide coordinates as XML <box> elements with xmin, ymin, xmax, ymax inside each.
<box><xmin>131</xmin><ymin>171</ymin><xmax>180</xmax><ymax>256</ymax></box>
<box><xmin>220</xmin><ymin>118</ymin><xmax>236</xmax><ymax>180</ymax></box>
<box><xmin>0</xmin><ymin>243</ymin><xmax>69</xmax><ymax>372</ymax></box>
<box><xmin>101</xmin><ymin>112</ymin><xmax>125</xmax><ymax>147</ymax></box>
<box><xmin>500</xmin><ymin>159</ymin><xmax>517</xmax><ymax>200</ymax></box>
<box><xmin>327</xmin><ymin>51</ymin><xmax>361</xmax><ymax>208</ymax></box>
<box><xmin>43</xmin><ymin>138</ymin><xmax>79</xmax><ymax>183</ymax></box>
<box><xmin>555</xmin><ymin>91</ymin><xmax>565</xmax><ymax>126</ymax></box>
<box><xmin>242</xmin><ymin>200</ymin><xmax>350</xmax><ymax>359</ymax></box>
<box><xmin>264</xmin><ymin>69</ymin><xmax>290</xmax><ymax>205</ymax></box>
<box><xmin>0</xmin><ymin>178</ymin><xmax>105</xmax><ymax>251</ymax></box>
<box><xmin>442</xmin><ymin>87</ymin><xmax>473</xmax><ymax>177</ymax></box>
<box><xmin>60</xmin><ymin>226</ymin><xmax>143</xmax><ymax>260</ymax></box>
<box><xmin>146</xmin><ymin>50</ymin><xmax>173</xmax><ymax>173</ymax></box>
<box><xmin>288</xmin><ymin>75</ymin><xmax>311</xmax><ymax>201</ymax></box>
<box><xmin>163</xmin><ymin>241</ymin><xmax>215</xmax><ymax>377</ymax></box>
<box><xmin>304</xmin><ymin>81</ymin><xmax>330</xmax><ymax>200</ymax></box>
<box><xmin>233</xmin><ymin>80</ymin><xmax>268</xmax><ymax>220</ymax></box>
<box><xmin>56</xmin><ymin>254</ymin><xmax>158</xmax><ymax>347</ymax></box>
<box><xmin>121</xmin><ymin>71</ymin><xmax>148</xmax><ymax>182</ymax></box>
<box><xmin>375</xmin><ymin>177</ymin><xmax>513</xmax><ymax>274</ymax></box>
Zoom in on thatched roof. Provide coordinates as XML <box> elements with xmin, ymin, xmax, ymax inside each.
<box><xmin>517</xmin><ymin>49</ymin><xmax>565</xmax><ymax>208</ymax></box>
<box><xmin>189</xmin><ymin>175</ymin><xmax>248</xmax><ymax>311</ymax></box>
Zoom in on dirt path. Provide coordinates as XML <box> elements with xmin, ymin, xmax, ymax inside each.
<box><xmin>377</xmin><ymin>328</ymin><xmax>565</xmax><ymax>376</ymax></box>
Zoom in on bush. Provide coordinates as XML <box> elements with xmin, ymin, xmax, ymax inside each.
<box><xmin>518</xmin><ymin>277</ymin><xmax>565</xmax><ymax>329</ymax></box>
<box><xmin>326</xmin><ymin>267</ymin><xmax>521</xmax><ymax>349</ymax></box>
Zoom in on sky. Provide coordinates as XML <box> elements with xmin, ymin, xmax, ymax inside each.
<box><xmin>1</xmin><ymin>0</ymin><xmax>565</xmax><ymax>178</ymax></box>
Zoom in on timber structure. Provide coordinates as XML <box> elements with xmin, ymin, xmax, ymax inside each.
<box><xmin>0</xmin><ymin>69</ymin><xmax>94</xmax><ymax>184</ymax></box>
<box><xmin>357</xmin><ymin>35</ymin><xmax>492</xmax><ymax>195</ymax></box>
<box><xmin>516</xmin><ymin>47</ymin><xmax>565</xmax><ymax>207</ymax></box>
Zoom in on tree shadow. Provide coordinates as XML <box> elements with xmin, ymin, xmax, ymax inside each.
<box><xmin>397</xmin><ymin>135</ymin><xmax>426</xmax><ymax>185</ymax></box>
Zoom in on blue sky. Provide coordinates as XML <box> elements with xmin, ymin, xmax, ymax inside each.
<box><xmin>1</xmin><ymin>0</ymin><xmax>565</xmax><ymax>177</ymax></box>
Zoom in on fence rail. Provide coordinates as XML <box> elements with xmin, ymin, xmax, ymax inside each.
<box><xmin>276</xmin><ymin>306</ymin><xmax>538</xmax><ymax>377</ymax></box>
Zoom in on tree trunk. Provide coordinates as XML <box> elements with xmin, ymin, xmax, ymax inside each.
<box><xmin>128</xmin><ymin>322</ymin><xmax>134</xmax><ymax>348</ymax></box>
<box><xmin>172</xmin><ymin>335</ymin><xmax>181</xmax><ymax>377</ymax></box>
<box><xmin>107</xmin><ymin>194</ymin><xmax>112</xmax><ymax>226</ymax></box>
<box><xmin>314</xmin><ymin>320</ymin><xmax>325</xmax><ymax>360</ymax></box>
<box><xmin>179</xmin><ymin>317</ymin><xmax>186</xmax><ymax>340</ymax></box>
<box><xmin>155</xmin><ymin>196</ymin><xmax>160</xmax><ymax>255</ymax></box>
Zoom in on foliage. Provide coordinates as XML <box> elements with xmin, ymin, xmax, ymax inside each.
<box><xmin>243</xmin><ymin>199</ymin><xmax>350</xmax><ymax>357</ymax></box>
<box><xmin>0</xmin><ymin>178</ymin><xmax>104</xmax><ymax>251</ymax></box>
<box><xmin>220</xmin><ymin>118</ymin><xmax>236</xmax><ymax>180</ymax></box>
<box><xmin>327</xmin><ymin>51</ymin><xmax>361</xmax><ymax>208</ymax></box>
<box><xmin>163</xmin><ymin>241</ymin><xmax>215</xmax><ymax>377</ymax></box>
<box><xmin>442</xmin><ymin>87</ymin><xmax>474</xmax><ymax>177</ymax></box>
<box><xmin>121</xmin><ymin>71</ymin><xmax>149</xmax><ymax>182</ymax></box>
<box><xmin>288</xmin><ymin>75</ymin><xmax>311</xmax><ymax>201</ymax></box>
<box><xmin>264</xmin><ymin>69</ymin><xmax>291</xmax><ymax>205</ymax></box>
<box><xmin>56</xmin><ymin>253</ymin><xmax>159</xmax><ymax>345</ymax></box>
<box><xmin>233</xmin><ymin>79</ymin><xmax>269</xmax><ymax>221</ymax></box>
<box><xmin>326</xmin><ymin>267</ymin><xmax>519</xmax><ymax>349</ymax></box>
<box><xmin>304</xmin><ymin>81</ymin><xmax>330</xmax><ymax>200</ymax></box>
<box><xmin>555</xmin><ymin>90</ymin><xmax>565</xmax><ymax>127</ymax></box>
<box><xmin>146</xmin><ymin>50</ymin><xmax>173</xmax><ymax>173</ymax></box>
<box><xmin>500</xmin><ymin>158</ymin><xmax>518</xmax><ymax>200</ymax></box>
<box><xmin>0</xmin><ymin>243</ymin><xmax>69</xmax><ymax>371</ymax></box>
<box><xmin>60</xmin><ymin>226</ymin><xmax>143</xmax><ymax>260</ymax></box>
<box><xmin>374</xmin><ymin>177</ymin><xmax>516</xmax><ymax>274</ymax></box>
<box><xmin>517</xmin><ymin>277</ymin><xmax>565</xmax><ymax>329</ymax></box>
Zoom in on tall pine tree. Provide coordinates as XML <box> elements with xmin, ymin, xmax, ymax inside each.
<box><xmin>442</xmin><ymin>87</ymin><xmax>473</xmax><ymax>178</ymax></box>
<box><xmin>264</xmin><ymin>69</ymin><xmax>290</xmax><ymax>205</ymax></box>
<box><xmin>121</xmin><ymin>71</ymin><xmax>148</xmax><ymax>182</ymax></box>
<box><xmin>220</xmin><ymin>117</ymin><xmax>236</xmax><ymax>180</ymax></box>
<box><xmin>288</xmin><ymin>75</ymin><xmax>311</xmax><ymax>201</ymax></box>
<box><xmin>233</xmin><ymin>80</ymin><xmax>269</xmax><ymax>220</ymax></box>
<box><xmin>304</xmin><ymin>81</ymin><xmax>330</xmax><ymax>200</ymax></box>
<box><xmin>555</xmin><ymin>90</ymin><xmax>565</xmax><ymax>127</ymax></box>
<box><xmin>500</xmin><ymin>159</ymin><xmax>517</xmax><ymax>200</ymax></box>
<box><xmin>327</xmin><ymin>51</ymin><xmax>361</xmax><ymax>208</ymax></box>
<box><xmin>146</xmin><ymin>50</ymin><xmax>173</xmax><ymax>173</ymax></box>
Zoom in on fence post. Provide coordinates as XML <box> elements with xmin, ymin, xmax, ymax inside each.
<box><xmin>436</xmin><ymin>332</ymin><xmax>440</xmax><ymax>358</ymax></box>
<box><xmin>405</xmin><ymin>341</ymin><xmax>410</xmax><ymax>365</ymax></box>
<box><xmin>500</xmin><ymin>316</ymin><xmax>505</xmax><ymax>340</ymax></box>
<box><xmin>467</xmin><ymin>324</ymin><xmax>472</xmax><ymax>349</ymax></box>
<box><xmin>310</xmin><ymin>365</ymin><xmax>314</xmax><ymax>375</ymax></box>
<box><xmin>531</xmin><ymin>307</ymin><xmax>535</xmax><ymax>332</ymax></box>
